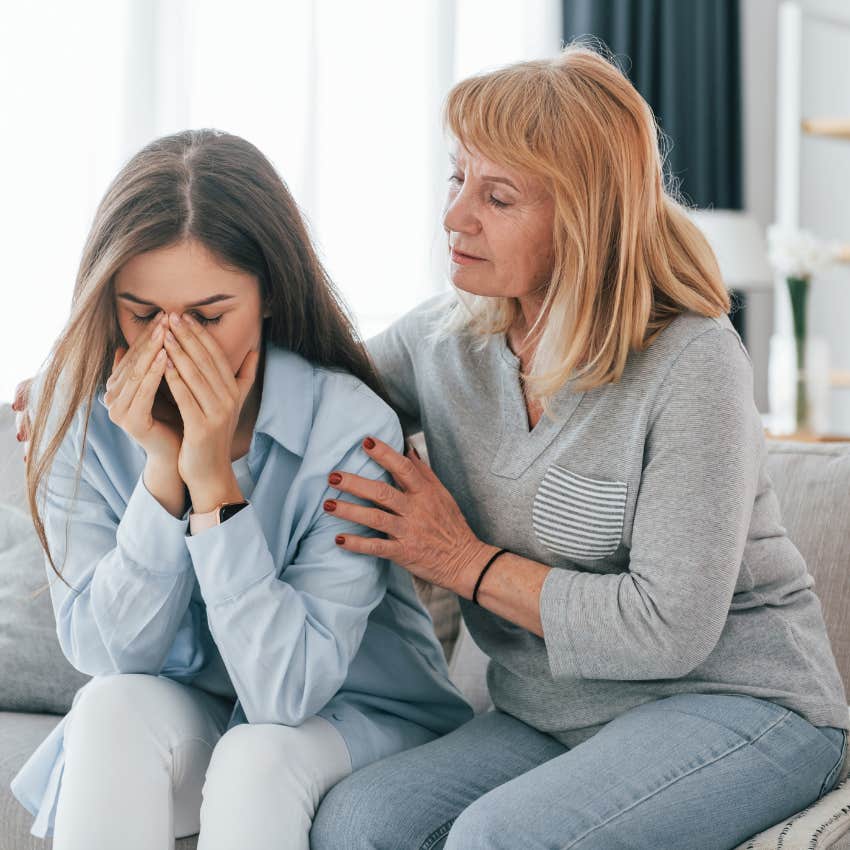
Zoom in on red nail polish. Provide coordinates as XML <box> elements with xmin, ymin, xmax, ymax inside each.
<box><xmin>335</xmin><ymin>535</ymin><xmax>346</xmax><ymax>545</ymax></box>
<box><xmin>16</xmin><ymin>432</ymin><xmax>23</xmax><ymax>442</ymax></box>
<box><xmin>363</xmin><ymin>437</ymin><xmax>375</xmax><ymax>450</ymax></box>
<box><xmin>328</xmin><ymin>472</ymin><xmax>342</xmax><ymax>486</ymax></box>
<box><xmin>324</xmin><ymin>499</ymin><xmax>336</xmax><ymax>512</ymax></box>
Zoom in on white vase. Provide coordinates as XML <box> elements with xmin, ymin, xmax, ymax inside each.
<box><xmin>768</xmin><ymin>334</ymin><xmax>830</xmax><ymax>435</ymax></box>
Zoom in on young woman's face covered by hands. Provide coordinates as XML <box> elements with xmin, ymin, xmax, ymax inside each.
<box><xmin>113</xmin><ymin>238</ymin><xmax>268</xmax><ymax>425</ymax></box>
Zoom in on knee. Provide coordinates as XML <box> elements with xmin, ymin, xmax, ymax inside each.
<box><xmin>310</xmin><ymin>769</ymin><xmax>399</xmax><ymax>850</ymax></box>
<box><xmin>204</xmin><ymin>723</ymin><xmax>285</xmax><ymax>792</ymax></box>
<box><xmin>66</xmin><ymin>674</ymin><xmax>163</xmax><ymax>745</ymax></box>
<box><xmin>445</xmin><ymin>795</ymin><xmax>516</xmax><ymax>850</ymax></box>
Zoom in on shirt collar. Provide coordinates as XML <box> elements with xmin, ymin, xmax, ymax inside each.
<box><xmin>96</xmin><ymin>341</ymin><xmax>314</xmax><ymax>459</ymax></box>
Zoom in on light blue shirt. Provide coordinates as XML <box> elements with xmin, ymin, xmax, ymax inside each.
<box><xmin>11</xmin><ymin>341</ymin><xmax>472</xmax><ymax>838</ymax></box>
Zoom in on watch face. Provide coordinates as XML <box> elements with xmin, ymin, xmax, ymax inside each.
<box><xmin>220</xmin><ymin>501</ymin><xmax>249</xmax><ymax>522</ymax></box>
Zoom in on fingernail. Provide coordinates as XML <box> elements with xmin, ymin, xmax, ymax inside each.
<box><xmin>16</xmin><ymin>432</ymin><xmax>24</xmax><ymax>442</ymax></box>
<box><xmin>166</xmin><ymin>331</ymin><xmax>176</xmax><ymax>343</ymax></box>
<box><xmin>328</xmin><ymin>472</ymin><xmax>342</xmax><ymax>486</ymax></box>
<box><xmin>155</xmin><ymin>350</ymin><xmax>166</xmax><ymax>362</ymax></box>
<box><xmin>183</xmin><ymin>312</ymin><xmax>195</xmax><ymax>325</ymax></box>
<box><xmin>363</xmin><ymin>437</ymin><xmax>375</xmax><ymax>450</ymax></box>
<box><xmin>170</xmin><ymin>312</ymin><xmax>180</xmax><ymax>325</ymax></box>
<box><xmin>153</xmin><ymin>325</ymin><xmax>164</xmax><ymax>342</ymax></box>
<box><xmin>323</xmin><ymin>499</ymin><xmax>336</xmax><ymax>512</ymax></box>
<box><xmin>335</xmin><ymin>535</ymin><xmax>346</xmax><ymax>545</ymax></box>
<box><xmin>11</xmin><ymin>399</ymin><xmax>20</xmax><ymax>411</ymax></box>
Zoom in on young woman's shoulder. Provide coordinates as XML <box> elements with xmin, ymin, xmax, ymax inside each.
<box><xmin>309</xmin><ymin>359</ymin><xmax>405</xmax><ymax>456</ymax></box>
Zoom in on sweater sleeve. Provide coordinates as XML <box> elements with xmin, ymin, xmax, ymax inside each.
<box><xmin>538</xmin><ymin>326</ymin><xmax>761</xmax><ymax>681</ymax></box>
<box><xmin>365</xmin><ymin>297</ymin><xmax>444</xmax><ymax>438</ymax></box>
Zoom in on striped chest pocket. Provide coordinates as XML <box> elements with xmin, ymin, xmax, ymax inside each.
<box><xmin>532</xmin><ymin>465</ymin><xmax>627</xmax><ymax>561</ymax></box>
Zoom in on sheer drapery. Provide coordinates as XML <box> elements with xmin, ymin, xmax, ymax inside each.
<box><xmin>0</xmin><ymin>0</ymin><xmax>560</xmax><ymax>400</ymax></box>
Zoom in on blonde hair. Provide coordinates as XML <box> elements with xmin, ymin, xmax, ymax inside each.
<box><xmin>436</xmin><ymin>40</ymin><xmax>730</xmax><ymax>418</ymax></box>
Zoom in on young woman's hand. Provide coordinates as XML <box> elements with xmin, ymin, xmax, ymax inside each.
<box><xmin>162</xmin><ymin>311</ymin><xmax>260</xmax><ymax>512</ymax></box>
<box><xmin>104</xmin><ymin>314</ymin><xmax>183</xmax><ymax>466</ymax></box>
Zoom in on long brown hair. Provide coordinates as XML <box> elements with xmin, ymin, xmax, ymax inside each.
<box><xmin>435</xmin><ymin>39</ymin><xmax>731</xmax><ymax>416</ymax></box>
<box><xmin>27</xmin><ymin>128</ymin><xmax>395</xmax><ymax>580</ymax></box>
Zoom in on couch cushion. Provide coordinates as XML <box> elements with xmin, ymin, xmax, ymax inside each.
<box><xmin>0</xmin><ymin>404</ymin><xmax>90</xmax><ymax>714</ymax></box>
<box><xmin>0</xmin><ymin>712</ymin><xmax>60</xmax><ymax>849</ymax></box>
<box><xmin>765</xmin><ymin>441</ymin><xmax>850</xmax><ymax>699</ymax></box>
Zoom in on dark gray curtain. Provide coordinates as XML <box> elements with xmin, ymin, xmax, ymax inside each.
<box><xmin>562</xmin><ymin>0</ymin><xmax>742</xmax><ymax>210</ymax></box>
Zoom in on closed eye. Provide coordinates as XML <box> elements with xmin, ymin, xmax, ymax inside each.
<box><xmin>130</xmin><ymin>310</ymin><xmax>222</xmax><ymax>326</ymax></box>
<box><xmin>447</xmin><ymin>174</ymin><xmax>510</xmax><ymax>208</ymax></box>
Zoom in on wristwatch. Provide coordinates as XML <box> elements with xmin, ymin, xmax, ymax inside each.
<box><xmin>188</xmin><ymin>499</ymin><xmax>249</xmax><ymax>535</ymax></box>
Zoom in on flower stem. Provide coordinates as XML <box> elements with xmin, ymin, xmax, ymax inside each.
<box><xmin>787</xmin><ymin>276</ymin><xmax>810</xmax><ymax>431</ymax></box>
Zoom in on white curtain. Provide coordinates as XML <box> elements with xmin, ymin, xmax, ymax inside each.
<box><xmin>0</xmin><ymin>0</ymin><xmax>561</xmax><ymax>401</ymax></box>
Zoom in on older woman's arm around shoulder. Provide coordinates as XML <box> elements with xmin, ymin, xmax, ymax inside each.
<box><xmin>331</xmin><ymin>326</ymin><xmax>759</xmax><ymax>681</ymax></box>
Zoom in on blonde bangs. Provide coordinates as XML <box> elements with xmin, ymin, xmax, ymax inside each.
<box><xmin>435</xmin><ymin>41</ymin><xmax>731</xmax><ymax>421</ymax></box>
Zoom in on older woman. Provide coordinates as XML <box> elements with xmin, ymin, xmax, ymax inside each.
<box><xmin>14</xmin><ymin>45</ymin><xmax>849</xmax><ymax>850</ymax></box>
<box><xmin>305</xmin><ymin>45</ymin><xmax>849</xmax><ymax>850</ymax></box>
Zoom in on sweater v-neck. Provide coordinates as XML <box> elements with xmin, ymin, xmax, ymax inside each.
<box><xmin>489</xmin><ymin>331</ymin><xmax>586</xmax><ymax>479</ymax></box>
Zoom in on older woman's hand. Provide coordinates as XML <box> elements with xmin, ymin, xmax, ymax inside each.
<box><xmin>12</xmin><ymin>378</ymin><xmax>34</xmax><ymax>463</ymax></box>
<box><xmin>324</xmin><ymin>436</ymin><xmax>500</xmax><ymax>598</ymax></box>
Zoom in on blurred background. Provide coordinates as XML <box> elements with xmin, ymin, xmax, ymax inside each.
<box><xmin>1</xmin><ymin>0</ymin><xmax>849</xmax><ymax>435</ymax></box>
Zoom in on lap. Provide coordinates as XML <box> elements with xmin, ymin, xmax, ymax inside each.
<box><xmin>310</xmin><ymin>709</ymin><xmax>566</xmax><ymax>850</ymax></box>
<box><xmin>311</xmin><ymin>694</ymin><xmax>846</xmax><ymax>850</ymax></box>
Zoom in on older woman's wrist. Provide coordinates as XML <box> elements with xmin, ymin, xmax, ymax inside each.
<box><xmin>453</xmin><ymin>540</ymin><xmax>506</xmax><ymax>600</ymax></box>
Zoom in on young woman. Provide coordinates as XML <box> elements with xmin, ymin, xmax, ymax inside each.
<box><xmin>307</xmin><ymin>43</ymin><xmax>849</xmax><ymax>849</ymax></box>
<box><xmin>9</xmin><ymin>129</ymin><xmax>472</xmax><ymax>850</ymax></box>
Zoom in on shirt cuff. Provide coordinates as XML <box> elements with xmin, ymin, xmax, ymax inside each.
<box><xmin>185</xmin><ymin>502</ymin><xmax>274</xmax><ymax>605</ymax></box>
<box><xmin>115</xmin><ymin>473</ymin><xmax>192</xmax><ymax>575</ymax></box>
<box><xmin>538</xmin><ymin>567</ymin><xmax>585</xmax><ymax>680</ymax></box>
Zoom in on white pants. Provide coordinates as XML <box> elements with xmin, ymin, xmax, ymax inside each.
<box><xmin>52</xmin><ymin>674</ymin><xmax>352</xmax><ymax>850</ymax></box>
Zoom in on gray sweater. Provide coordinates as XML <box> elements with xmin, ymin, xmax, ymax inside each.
<box><xmin>365</xmin><ymin>291</ymin><xmax>850</xmax><ymax>750</ymax></box>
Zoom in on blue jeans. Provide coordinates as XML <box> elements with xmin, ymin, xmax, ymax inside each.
<box><xmin>311</xmin><ymin>693</ymin><xmax>847</xmax><ymax>850</ymax></box>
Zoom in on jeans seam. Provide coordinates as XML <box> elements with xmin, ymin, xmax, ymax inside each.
<box><xmin>418</xmin><ymin>818</ymin><xmax>456</xmax><ymax>850</ymax></box>
<box><xmin>817</xmin><ymin>730</ymin><xmax>847</xmax><ymax>798</ymax></box>
<box><xmin>559</xmin><ymin>709</ymin><xmax>793</xmax><ymax>850</ymax></box>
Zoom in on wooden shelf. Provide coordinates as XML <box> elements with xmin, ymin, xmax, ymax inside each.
<box><xmin>801</xmin><ymin>118</ymin><xmax>850</xmax><ymax>139</ymax></box>
<box><xmin>765</xmin><ymin>429</ymin><xmax>850</xmax><ymax>443</ymax></box>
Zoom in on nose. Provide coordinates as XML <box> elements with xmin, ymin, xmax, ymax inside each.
<box><xmin>442</xmin><ymin>184</ymin><xmax>481</xmax><ymax>237</ymax></box>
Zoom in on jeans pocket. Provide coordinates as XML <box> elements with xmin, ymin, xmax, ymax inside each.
<box><xmin>817</xmin><ymin>729</ymin><xmax>847</xmax><ymax>799</ymax></box>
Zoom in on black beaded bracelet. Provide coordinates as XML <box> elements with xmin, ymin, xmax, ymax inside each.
<box><xmin>472</xmin><ymin>548</ymin><xmax>509</xmax><ymax>606</ymax></box>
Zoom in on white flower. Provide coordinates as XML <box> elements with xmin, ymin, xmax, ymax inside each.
<box><xmin>766</xmin><ymin>225</ymin><xmax>841</xmax><ymax>279</ymax></box>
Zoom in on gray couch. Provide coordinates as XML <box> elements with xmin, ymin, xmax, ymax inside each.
<box><xmin>1</xmin><ymin>400</ymin><xmax>849</xmax><ymax>849</ymax></box>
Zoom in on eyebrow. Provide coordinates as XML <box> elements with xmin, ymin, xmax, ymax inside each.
<box><xmin>117</xmin><ymin>292</ymin><xmax>236</xmax><ymax>309</ymax></box>
<box><xmin>447</xmin><ymin>154</ymin><xmax>520</xmax><ymax>192</ymax></box>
